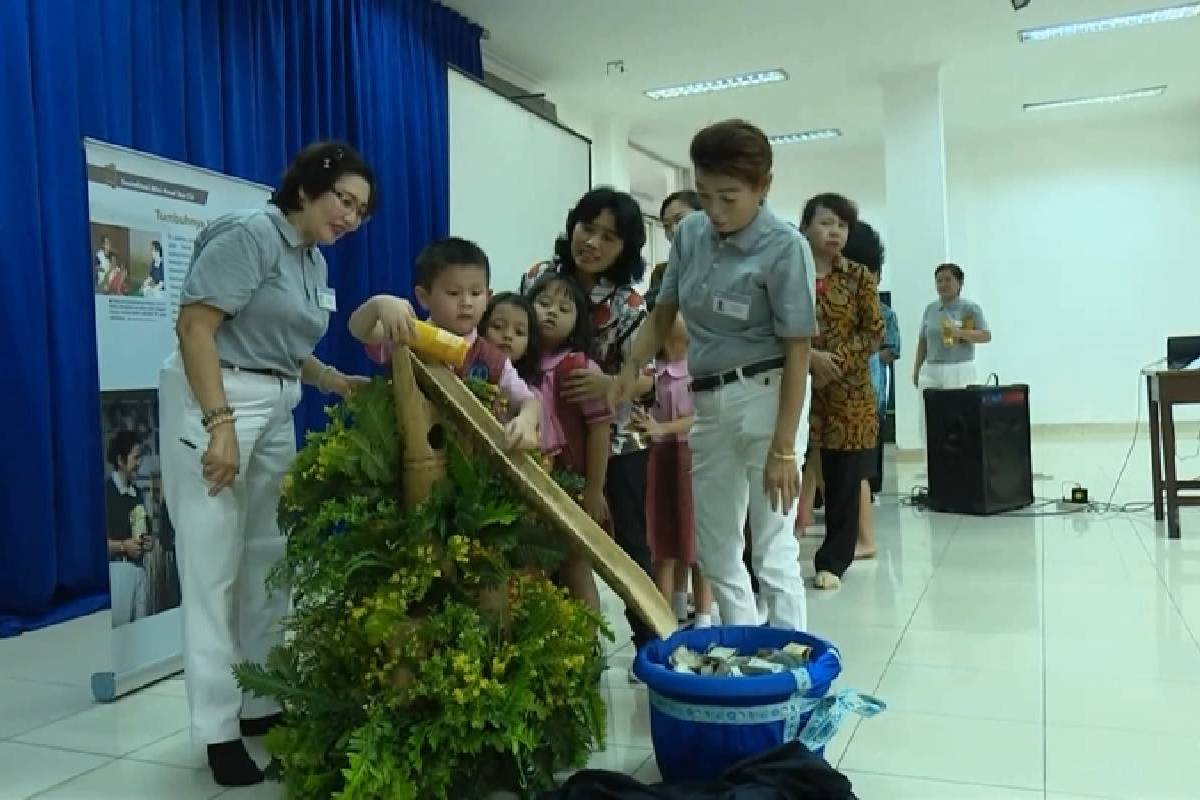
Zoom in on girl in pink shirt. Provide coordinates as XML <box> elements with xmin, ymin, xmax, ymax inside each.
<box><xmin>527</xmin><ymin>273</ymin><xmax>612</xmax><ymax>613</ymax></box>
<box><xmin>632</xmin><ymin>316</ymin><xmax>716</xmax><ymax>628</ymax></box>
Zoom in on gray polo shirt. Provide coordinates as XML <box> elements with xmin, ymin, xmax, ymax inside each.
<box><xmin>656</xmin><ymin>205</ymin><xmax>817</xmax><ymax>377</ymax></box>
<box><xmin>180</xmin><ymin>205</ymin><xmax>331</xmax><ymax>379</ymax></box>
<box><xmin>921</xmin><ymin>296</ymin><xmax>988</xmax><ymax>364</ymax></box>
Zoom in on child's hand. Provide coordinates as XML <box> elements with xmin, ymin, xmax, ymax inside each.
<box><xmin>503</xmin><ymin>414</ymin><xmax>539</xmax><ymax>452</ymax></box>
<box><xmin>563</xmin><ymin>367</ymin><xmax>612</xmax><ymax>404</ymax></box>
<box><xmin>582</xmin><ymin>487</ymin><xmax>609</xmax><ymax>527</ymax></box>
<box><xmin>377</xmin><ymin>296</ymin><xmax>416</xmax><ymax>344</ymax></box>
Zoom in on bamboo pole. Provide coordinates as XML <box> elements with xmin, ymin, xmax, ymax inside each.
<box><xmin>391</xmin><ymin>345</ymin><xmax>447</xmax><ymax>510</ymax></box>
<box><xmin>395</xmin><ymin>350</ymin><xmax>677</xmax><ymax>640</ymax></box>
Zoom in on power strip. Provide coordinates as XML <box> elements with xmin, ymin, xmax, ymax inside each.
<box><xmin>1057</xmin><ymin>485</ymin><xmax>1090</xmax><ymax>513</ymax></box>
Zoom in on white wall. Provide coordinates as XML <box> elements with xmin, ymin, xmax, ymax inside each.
<box><xmin>448</xmin><ymin>70</ymin><xmax>592</xmax><ymax>293</ymax></box>
<box><xmin>949</xmin><ymin>117</ymin><xmax>1200</xmax><ymax>425</ymax></box>
<box><xmin>753</xmin><ymin>115</ymin><xmax>1200</xmax><ymax>426</ymax></box>
<box><xmin>769</xmin><ymin>145</ymin><xmax>888</xmax><ymax>249</ymax></box>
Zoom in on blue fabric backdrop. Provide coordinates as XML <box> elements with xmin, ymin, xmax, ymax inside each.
<box><xmin>0</xmin><ymin>0</ymin><xmax>482</xmax><ymax>636</ymax></box>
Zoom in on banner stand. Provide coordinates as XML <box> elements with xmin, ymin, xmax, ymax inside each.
<box><xmin>83</xmin><ymin>139</ymin><xmax>270</xmax><ymax>702</ymax></box>
<box><xmin>92</xmin><ymin>657</ymin><xmax>182</xmax><ymax>703</ymax></box>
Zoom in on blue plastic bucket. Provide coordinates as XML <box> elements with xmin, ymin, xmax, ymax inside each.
<box><xmin>633</xmin><ymin>626</ymin><xmax>883</xmax><ymax>783</ymax></box>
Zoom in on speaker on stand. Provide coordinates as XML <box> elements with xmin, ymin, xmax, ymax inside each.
<box><xmin>924</xmin><ymin>384</ymin><xmax>1033</xmax><ymax>515</ymax></box>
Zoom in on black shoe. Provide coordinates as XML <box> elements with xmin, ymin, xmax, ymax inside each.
<box><xmin>240</xmin><ymin>712</ymin><xmax>283</xmax><ymax>737</ymax></box>
<box><xmin>207</xmin><ymin>739</ymin><xmax>264</xmax><ymax>787</ymax></box>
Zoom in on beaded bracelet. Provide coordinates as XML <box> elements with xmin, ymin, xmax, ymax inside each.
<box><xmin>204</xmin><ymin>412</ymin><xmax>236</xmax><ymax>433</ymax></box>
<box><xmin>201</xmin><ymin>406</ymin><xmax>234</xmax><ymax>428</ymax></box>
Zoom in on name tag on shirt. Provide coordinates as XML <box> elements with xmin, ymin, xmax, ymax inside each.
<box><xmin>317</xmin><ymin>287</ymin><xmax>337</xmax><ymax>311</ymax></box>
<box><xmin>713</xmin><ymin>291</ymin><xmax>751</xmax><ymax>321</ymax></box>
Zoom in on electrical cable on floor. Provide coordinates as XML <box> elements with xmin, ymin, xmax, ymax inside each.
<box><xmin>893</xmin><ymin>486</ymin><xmax>1156</xmax><ymax>520</ymax></box>
<box><xmin>1097</xmin><ymin>358</ymin><xmax>1173</xmax><ymax>515</ymax></box>
<box><xmin>892</xmin><ymin>359</ymin><xmax>1179</xmax><ymax>522</ymax></box>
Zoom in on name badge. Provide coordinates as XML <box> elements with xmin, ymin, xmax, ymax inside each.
<box><xmin>713</xmin><ymin>291</ymin><xmax>751</xmax><ymax>321</ymax></box>
<box><xmin>317</xmin><ymin>287</ymin><xmax>337</xmax><ymax>311</ymax></box>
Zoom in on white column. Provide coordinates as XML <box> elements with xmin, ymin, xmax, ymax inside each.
<box><xmin>591</xmin><ymin>114</ymin><xmax>631</xmax><ymax>191</ymax></box>
<box><xmin>883</xmin><ymin>65</ymin><xmax>950</xmax><ymax>452</ymax></box>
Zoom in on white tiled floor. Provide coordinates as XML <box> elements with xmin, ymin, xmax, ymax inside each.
<box><xmin>3</xmin><ymin>432</ymin><xmax>1199</xmax><ymax>799</ymax></box>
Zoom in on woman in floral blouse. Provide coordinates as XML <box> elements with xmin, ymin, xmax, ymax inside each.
<box><xmin>801</xmin><ymin>193</ymin><xmax>884</xmax><ymax>590</ymax></box>
<box><xmin>521</xmin><ymin>188</ymin><xmax>655</xmax><ymax>668</ymax></box>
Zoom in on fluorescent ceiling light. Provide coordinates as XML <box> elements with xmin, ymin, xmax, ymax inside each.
<box><xmin>768</xmin><ymin>129</ymin><xmax>842</xmax><ymax>145</ymax></box>
<box><xmin>1023</xmin><ymin>85</ymin><xmax>1166</xmax><ymax>112</ymax></box>
<box><xmin>644</xmin><ymin>69</ymin><xmax>787</xmax><ymax>100</ymax></box>
<box><xmin>1019</xmin><ymin>3</ymin><xmax>1200</xmax><ymax>42</ymax></box>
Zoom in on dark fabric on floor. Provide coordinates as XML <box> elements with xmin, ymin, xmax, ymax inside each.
<box><xmin>538</xmin><ymin>741</ymin><xmax>857</xmax><ymax>800</ymax></box>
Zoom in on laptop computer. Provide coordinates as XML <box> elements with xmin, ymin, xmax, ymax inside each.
<box><xmin>1167</xmin><ymin>336</ymin><xmax>1200</xmax><ymax>370</ymax></box>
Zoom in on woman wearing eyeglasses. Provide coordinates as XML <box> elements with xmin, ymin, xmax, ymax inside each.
<box><xmin>158</xmin><ymin>141</ymin><xmax>374</xmax><ymax>787</ymax></box>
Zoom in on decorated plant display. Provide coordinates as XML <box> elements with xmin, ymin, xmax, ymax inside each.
<box><xmin>235</xmin><ymin>377</ymin><xmax>609</xmax><ymax>799</ymax></box>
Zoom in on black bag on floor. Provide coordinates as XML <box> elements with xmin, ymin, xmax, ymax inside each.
<box><xmin>537</xmin><ymin>741</ymin><xmax>857</xmax><ymax>800</ymax></box>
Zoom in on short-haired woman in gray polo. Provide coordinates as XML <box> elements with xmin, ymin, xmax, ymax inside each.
<box><xmin>159</xmin><ymin>141</ymin><xmax>374</xmax><ymax>787</ymax></box>
<box><xmin>912</xmin><ymin>262</ymin><xmax>991</xmax><ymax>437</ymax></box>
<box><xmin>614</xmin><ymin>119</ymin><xmax>815</xmax><ymax>632</ymax></box>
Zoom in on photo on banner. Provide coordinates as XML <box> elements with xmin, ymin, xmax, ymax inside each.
<box><xmin>83</xmin><ymin>139</ymin><xmax>270</xmax><ymax>700</ymax></box>
<box><xmin>91</xmin><ymin>224</ymin><xmax>168</xmax><ymax>300</ymax></box>
<box><xmin>100</xmin><ymin>389</ymin><xmax>178</xmax><ymax>628</ymax></box>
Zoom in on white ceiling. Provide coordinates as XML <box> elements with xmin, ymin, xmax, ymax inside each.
<box><xmin>443</xmin><ymin>0</ymin><xmax>1200</xmax><ymax>163</ymax></box>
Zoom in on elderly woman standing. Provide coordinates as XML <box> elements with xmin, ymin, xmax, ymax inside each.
<box><xmin>160</xmin><ymin>142</ymin><xmax>374</xmax><ymax>787</ymax></box>
<box><xmin>800</xmin><ymin>193</ymin><xmax>884</xmax><ymax>591</ymax></box>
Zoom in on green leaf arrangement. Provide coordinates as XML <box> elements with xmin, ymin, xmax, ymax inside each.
<box><xmin>235</xmin><ymin>378</ymin><xmax>610</xmax><ymax>799</ymax></box>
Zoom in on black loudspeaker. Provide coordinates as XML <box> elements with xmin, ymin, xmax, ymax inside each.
<box><xmin>925</xmin><ymin>384</ymin><xmax>1033</xmax><ymax>515</ymax></box>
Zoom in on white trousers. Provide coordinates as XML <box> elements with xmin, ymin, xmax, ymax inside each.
<box><xmin>918</xmin><ymin>361</ymin><xmax>978</xmax><ymax>439</ymax></box>
<box><xmin>159</xmin><ymin>352</ymin><xmax>300</xmax><ymax>745</ymax></box>
<box><xmin>109</xmin><ymin>561</ymin><xmax>148</xmax><ymax>627</ymax></box>
<box><xmin>690</xmin><ymin>370</ymin><xmax>809</xmax><ymax>630</ymax></box>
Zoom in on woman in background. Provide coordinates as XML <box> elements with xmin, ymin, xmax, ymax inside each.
<box><xmin>521</xmin><ymin>188</ymin><xmax>655</xmax><ymax>678</ymax></box>
<box><xmin>912</xmin><ymin>263</ymin><xmax>991</xmax><ymax>438</ymax></box>
<box><xmin>646</xmin><ymin>190</ymin><xmax>701</xmax><ymax>309</ymax></box>
<box><xmin>840</xmin><ymin>220</ymin><xmax>900</xmax><ymax>559</ymax></box>
<box><xmin>800</xmin><ymin>193</ymin><xmax>883</xmax><ymax>590</ymax></box>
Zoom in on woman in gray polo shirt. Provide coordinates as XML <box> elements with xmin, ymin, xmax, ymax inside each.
<box><xmin>159</xmin><ymin>142</ymin><xmax>375</xmax><ymax>787</ymax></box>
<box><xmin>614</xmin><ymin>119</ymin><xmax>816</xmax><ymax>631</ymax></box>
<box><xmin>912</xmin><ymin>262</ymin><xmax>991</xmax><ymax>436</ymax></box>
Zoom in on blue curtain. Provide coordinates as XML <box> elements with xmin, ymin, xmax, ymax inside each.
<box><xmin>0</xmin><ymin>0</ymin><xmax>483</xmax><ymax>636</ymax></box>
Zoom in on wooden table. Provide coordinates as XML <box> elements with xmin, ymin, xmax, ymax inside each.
<box><xmin>1146</xmin><ymin>370</ymin><xmax>1200</xmax><ymax>538</ymax></box>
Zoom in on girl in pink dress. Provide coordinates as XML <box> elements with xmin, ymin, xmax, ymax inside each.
<box><xmin>633</xmin><ymin>316</ymin><xmax>715</xmax><ymax>628</ymax></box>
<box><xmin>526</xmin><ymin>273</ymin><xmax>612</xmax><ymax>612</ymax></box>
